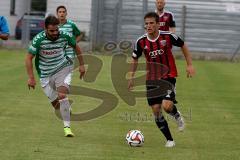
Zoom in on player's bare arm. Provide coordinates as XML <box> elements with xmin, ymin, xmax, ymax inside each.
<box><xmin>25</xmin><ymin>53</ymin><xmax>36</xmax><ymax>89</ymax></box>
<box><xmin>76</xmin><ymin>35</ymin><xmax>82</xmax><ymax>43</ymax></box>
<box><xmin>128</xmin><ymin>58</ymin><xmax>138</xmax><ymax>91</ymax></box>
<box><xmin>74</xmin><ymin>45</ymin><xmax>85</xmax><ymax>79</ymax></box>
<box><xmin>181</xmin><ymin>44</ymin><xmax>195</xmax><ymax>78</ymax></box>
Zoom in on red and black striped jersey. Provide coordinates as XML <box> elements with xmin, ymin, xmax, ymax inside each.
<box><xmin>158</xmin><ymin>10</ymin><xmax>176</xmax><ymax>31</ymax></box>
<box><xmin>132</xmin><ymin>31</ymin><xmax>184</xmax><ymax>80</ymax></box>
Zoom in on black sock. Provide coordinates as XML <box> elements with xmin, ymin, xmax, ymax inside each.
<box><xmin>155</xmin><ymin>116</ymin><xmax>173</xmax><ymax>141</ymax></box>
<box><xmin>169</xmin><ymin>105</ymin><xmax>180</xmax><ymax>119</ymax></box>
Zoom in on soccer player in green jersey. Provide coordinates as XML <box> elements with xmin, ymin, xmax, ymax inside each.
<box><xmin>56</xmin><ymin>6</ymin><xmax>83</xmax><ymax>100</ymax></box>
<box><xmin>56</xmin><ymin>5</ymin><xmax>82</xmax><ymax>59</ymax></box>
<box><xmin>25</xmin><ymin>15</ymin><xmax>85</xmax><ymax>137</ymax></box>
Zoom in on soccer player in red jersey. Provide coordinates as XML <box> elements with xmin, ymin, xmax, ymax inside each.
<box><xmin>128</xmin><ymin>12</ymin><xmax>195</xmax><ymax>147</ymax></box>
<box><xmin>155</xmin><ymin>0</ymin><xmax>176</xmax><ymax>33</ymax></box>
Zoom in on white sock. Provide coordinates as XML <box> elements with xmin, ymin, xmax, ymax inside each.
<box><xmin>59</xmin><ymin>98</ymin><xmax>71</xmax><ymax>128</ymax></box>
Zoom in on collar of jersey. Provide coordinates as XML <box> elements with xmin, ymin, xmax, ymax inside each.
<box><xmin>155</xmin><ymin>9</ymin><xmax>165</xmax><ymax>17</ymax></box>
<box><xmin>60</xmin><ymin>19</ymin><xmax>68</xmax><ymax>26</ymax></box>
<box><xmin>147</xmin><ymin>30</ymin><xmax>160</xmax><ymax>42</ymax></box>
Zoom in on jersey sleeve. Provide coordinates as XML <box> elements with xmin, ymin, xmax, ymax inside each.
<box><xmin>63</xmin><ymin>31</ymin><xmax>77</xmax><ymax>48</ymax></box>
<box><xmin>169</xmin><ymin>13</ymin><xmax>176</xmax><ymax>28</ymax></box>
<box><xmin>170</xmin><ymin>33</ymin><xmax>184</xmax><ymax>47</ymax></box>
<box><xmin>0</xmin><ymin>16</ymin><xmax>10</xmax><ymax>34</ymax></box>
<box><xmin>72</xmin><ymin>22</ymin><xmax>81</xmax><ymax>37</ymax></box>
<box><xmin>28</xmin><ymin>36</ymin><xmax>40</xmax><ymax>55</ymax></box>
<box><xmin>132</xmin><ymin>39</ymin><xmax>143</xmax><ymax>59</ymax></box>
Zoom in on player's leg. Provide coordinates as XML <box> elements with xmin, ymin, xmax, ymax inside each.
<box><xmin>51</xmin><ymin>98</ymin><xmax>60</xmax><ymax>109</ymax></box>
<box><xmin>49</xmin><ymin>64</ymin><xmax>73</xmax><ymax>110</ymax></box>
<box><xmin>146</xmin><ymin>80</ymin><xmax>175</xmax><ymax>147</ymax></box>
<box><xmin>162</xmin><ymin>99</ymin><xmax>184</xmax><ymax>131</ymax></box>
<box><xmin>62</xmin><ymin>63</ymin><xmax>74</xmax><ymax>113</ymax></box>
<box><xmin>40</xmin><ymin>77</ymin><xmax>62</xmax><ymax>120</ymax></box>
<box><xmin>40</xmin><ymin>77</ymin><xmax>59</xmax><ymax>108</ymax></box>
<box><xmin>51</xmin><ymin>98</ymin><xmax>74</xmax><ymax>114</ymax></box>
<box><xmin>55</xmin><ymin>66</ymin><xmax>74</xmax><ymax>137</ymax></box>
<box><xmin>40</xmin><ymin>75</ymin><xmax>73</xmax><ymax>137</ymax></box>
<box><xmin>162</xmin><ymin>78</ymin><xmax>185</xmax><ymax>131</ymax></box>
<box><xmin>57</xmin><ymin>86</ymin><xmax>74</xmax><ymax>137</ymax></box>
<box><xmin>151</xmin><ymin>104</ymin><xmax>175</xmax><ymax>147</ymax></box>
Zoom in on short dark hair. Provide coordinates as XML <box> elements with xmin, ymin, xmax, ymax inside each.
<box><xmin>45</xmin><ymin>15</ymin><xmax>59</xmax><ymax>28</ymax></box>
<box><xmin>144</xmin><ymin>12</ymin><xmax>159</xmax><ymax>23</ymax></box>
<box><xmin>56</xmin><ymin>5</ymin><xmax>67</xmax><ymax>12</ymax></box>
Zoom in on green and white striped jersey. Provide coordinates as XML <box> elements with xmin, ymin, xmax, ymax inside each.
<box><xmin>59</xmin><ymin>20</ymin><xmax>81</xmax><ymax>59</ymax></box>
<box><xmin>28</xmin><ymin>30</ymin><xmax>76</xmax><ymax>78</ymax></box>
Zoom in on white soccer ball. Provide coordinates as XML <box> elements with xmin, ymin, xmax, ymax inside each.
<box><xmin>125</xmin><ymin>130</ymin><xmax>144</xmax><ymax>147</ymax></box>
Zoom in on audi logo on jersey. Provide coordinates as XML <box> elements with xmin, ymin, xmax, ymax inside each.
<box><xmin>149</xmin><ymin>49</ymin><xmax>164</xmax><ymax>58</ymax></box>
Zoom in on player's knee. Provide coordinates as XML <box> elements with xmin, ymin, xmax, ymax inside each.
<box><xmin>58</xmin><ymin>93</ymin><xmax>67</xmax><ymax>100</ymax></box>
<box><xmin>57</xmin><ymin>86</ymin><xmax>69</xmax><ymax>100</ymax></box>
<box><xmin>163</xmin><ymin>105</ymin><xmax>173</xmax><ymax>113</ymax></box>
<box><xmin>151</xmin><ymin>104</ymin><xmax>161</xmax><ymax>117</ymax></box>
<box><xmin>162</xmin><ymin>100</ymin><xmax>173</xmax><ymax>113</ymax></box>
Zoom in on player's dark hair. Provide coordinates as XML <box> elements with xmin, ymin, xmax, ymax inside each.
<box><xmin>144</xmin><ymin>12</ymin><xmax>159</xmax><ymax>23</ymax></box>
<box><xmin>45</xmin><ymin>15</ymin><xmax>59</xmax><ymax>28</ymax></box>
<box><xmin>56</xmin><ymin>5</ymin><xmax>67</xmax><ymax>12</ymax></box>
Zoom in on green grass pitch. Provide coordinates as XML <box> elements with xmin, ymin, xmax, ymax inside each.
<box><xmin>0</xmin><ymin>49</ymin><xmax>239</xmax><ymax>160</ymax></box>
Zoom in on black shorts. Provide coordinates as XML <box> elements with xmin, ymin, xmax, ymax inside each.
<box><xmin>146</xmin><ymin>78</ymin><xmax>177</xmax><ymax>106</ymax></box>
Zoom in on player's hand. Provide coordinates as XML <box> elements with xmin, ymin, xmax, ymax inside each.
<box><xmin>186</xmin><ymin>65</ymin><xmax>195</xmax><ymax>78</ymax></box>
<box><xmin>128</xmin><ymin>79</ymin><xmax>134</xmax><ymax>91</ymax></box>
<box><xmin>79</xmin><ymin>65</ymin><xmax>85</xmax><ymax>79</ymax></box>
<box><xmin>27</xmin><ymin>78</ymin><xmax>36</xmax><ymax>90</ymax></box>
